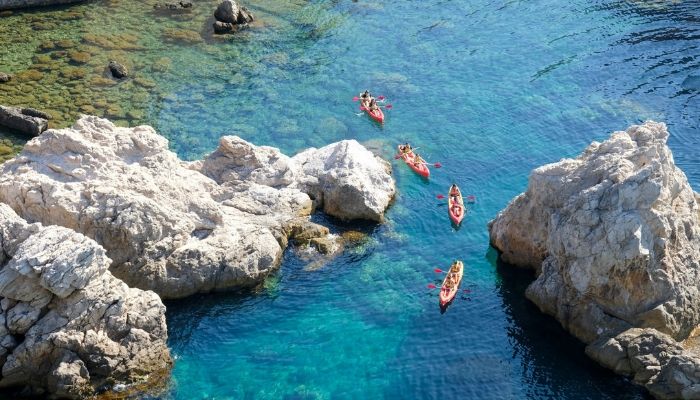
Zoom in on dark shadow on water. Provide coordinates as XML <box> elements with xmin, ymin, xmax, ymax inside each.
<box><xmin>491</xmin><ymin>246</ymin><xmax>653</xmax><ymax>399</ymax></box>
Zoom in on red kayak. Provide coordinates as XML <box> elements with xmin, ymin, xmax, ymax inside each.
<box><xmin>440</xmin><ymin>261</ymin><xmax>464</xmax><ymax>307</ymax></box>
<box><xmin>361</xmin><ymin>105</ymin><xmax>384</xmax><ymax>123</ymax></box>
<box><xmin>447</xmin><ymin>185</ymin><xmax>465</xmax><ymax>225</ymax></box>
<box><xmin>397</xmin><ymin>146</ymin><xmax>430</xmax><ymax>178</ymax></box>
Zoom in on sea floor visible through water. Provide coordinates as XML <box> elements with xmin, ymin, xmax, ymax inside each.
<box><xmin>1</xmin><ymin>0</ymin><xmax>699</xmax><ymax>398</ymax></box>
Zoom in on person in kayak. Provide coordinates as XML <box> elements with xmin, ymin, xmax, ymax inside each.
<box><xmin>413</xmin><ymin>154</ymin><xmax>426</xmax><ymax>166</ymax></box>
<box><xmin>368</xmin><ymin>98</ymin><xmax>380</xmax><ymax>112</ymax></box>
<box><xmin>359</xmin><ymin>90</ymin><xmax>372</xmax><ymax>109</ymax></box>
<box><xmin>398</xmin><ymin>143</ymin><xmax>413</xmax><ymax>154</ymax></box>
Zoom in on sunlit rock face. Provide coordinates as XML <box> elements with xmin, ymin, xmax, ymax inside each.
<box><xmin>489</xmin><ymin>121</ymin><xmax>700</xmax><ymax>399</ymax></box>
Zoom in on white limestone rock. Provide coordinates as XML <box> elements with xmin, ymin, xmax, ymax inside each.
<box><xmin>200</xmin><ymin>136</ymin><xmax>395</xmax><ymax>222</ymax></box>
<box><xmin>0</xmin><ymin>204</ymin><xmax>171</xmax><ymax>399</ymax></box>
<box><xmin>293</xmin><ymin>140</ymin><xmax>395</xmax><ymax>222</ymax></box>
<box><xmin>488</xmin><ymin>121</ymin><xmax>700</xmax><ymax>399</ymax></box>
<box><xmin>0</xmin><ymin>116</ymin><xmax>393</xmax><ymax>299</ymax></box>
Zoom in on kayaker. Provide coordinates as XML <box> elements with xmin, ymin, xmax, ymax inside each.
<box><xmin>399</xmin><ymin>143</ymin><xmax>412</xmax><ymax>154</ymax></box>
<box><xmin>360</xmin><ymin>90</ymin><xmax>372</xmax><ymax>109</ymax></box>
<box><xmin>451</xmin><ymin>203</ymin><xmax>462</xmax><ymax>218</ymax></box>
<box><xmin>413</xmin><ymin>154</ymin><xmax>426</xmax><ymax>166</ymax></box>
<box><xmin>369</xmin><ymin>98</ymin><xmax>380</xmax><ymax>111</ymax></box>
<box><xmin>449</xmin><ymin>184</ymin><xmax>459</xmax><ymax>196</ymax></box>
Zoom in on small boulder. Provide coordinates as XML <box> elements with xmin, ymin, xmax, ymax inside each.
<box><xmin>238</xmin><ymin>6</ymin><xmax>254</xmax><ymax>23</ymax></box>
<box><xmin>214</xmin><ymin>0</ymin><xmax>239</xmax><ymax>23</ymax></box>
<box><xmin>0</xmin><ymin>105</ymin><xmax>48</xmax><ymax>136</ymax></box>
<box><xmin>213</xmin><ymin>0</ymin><xmax>253</xmax><ymax>34</ymax></box>
<box><xmin>21</xmin><ymin>108</ymin><xmax>52</xmax><ymax>120</ymax></box>
<box><xmin>213</xmin><ymin>21</ymin><xmax>236</xmax><ymax>34</ymax></box>
<box><xmin>0</xmin><ymin>73</ymin><xmax>10</xmax><ymax>83</ymax></box>
<box><xmin>107</xmin><ymin>60</ymin><xmax>128</xmax><ymax>79</ymax></box>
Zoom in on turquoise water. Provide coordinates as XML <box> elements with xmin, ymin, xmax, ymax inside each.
<box><xmin>157</xmin><ymin>0</ymin><xmax>698</xmax><ymax>399</ymax></box>
<box><xmin>4</xmin><ymin>0</ymin><xmax>700</xmax><ymax>398</ymax></box>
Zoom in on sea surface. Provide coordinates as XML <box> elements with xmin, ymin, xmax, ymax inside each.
<box><xmin>2</xmin><ymin>0</ymin><xmax>699</xmax><ymax>398</ymax></box>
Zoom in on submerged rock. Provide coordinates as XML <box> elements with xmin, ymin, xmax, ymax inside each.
<box><xmin>107</xmin><ymin>60</ymin><xmax>128</xmax><ymax>79</ymax></box>
<box><xmin>0</xmin><ymin>204</ymin><xmax>171</xmax><ymax>398</ymax></box>
<box><xmin>0</xmin><ymin>105</ymin><xmax>48</xmax><ymax>136</ymax></box>
<box><xmin>0</xmin><ymin>73</ymin><xmax>10</xmax><ymax>83</ymax></box>
<box><xmin>0</xmin><ymin>116</ymin><xmax>394</xmax><ymax>299</ymax></box>
<box><xmin>489</xmin><ymin>121</ymin><xmax>700</xmax><ymax>398</ymax></box>
<box><xmin>0</xmin><ymin>0</ymin><xmax>84</xmax><ymax>10</ymax></box>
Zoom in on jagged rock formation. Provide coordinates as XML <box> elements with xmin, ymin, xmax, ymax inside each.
<box><xmin>0</xmin><ymin>204</ymin><xmax>171</xmax><ymax>398</ymax></box>
<box><xmin>199</xmin><ymin>135</ymin><xmax>395</xmax><ymax>222</ymax></box>
<box><xmin>0</xmin><ymin>116</ymin><xmax>394</xmax><ymax>300</ymax></box>
<box><xmin>488</xmin><ymin>121</ymin><xmax>700</xmax><ymax>399</ymax></box>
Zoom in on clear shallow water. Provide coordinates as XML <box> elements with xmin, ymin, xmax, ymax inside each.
<box><xmin>3</xmin><ymin>0</ymin><xmax>700</xmax><ymax>398</ymax></box>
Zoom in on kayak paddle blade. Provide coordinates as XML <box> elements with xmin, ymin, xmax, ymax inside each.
<box><xmin>436</xmin><ymin>194</ymin><xmax>445</xmax><ymax>199</ymax></box>
<box><xmin>352</xmin><ymin>96</ymin><xmax>359</xmax><ymax>101</ymax></box>
<box><xmin>427</xmin><ymin>283</ymin><xmax>437</xmax><ymax>289</ymax></box>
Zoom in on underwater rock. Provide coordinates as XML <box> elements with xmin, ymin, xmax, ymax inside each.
<box><xmin>108</xmin><ymin>60</ymin><xmax>128</xmax><ymax>79</ymax></box>
<box><xmin>0</xmin><ymin>105</ymin><xmax>48</xmax><ymax>136</ymax></box>
<box><xmin>213</xmin><ymin>0</ymin><xmax>253</xmax><ymax>34</ymax></box>
<box><xmin>0</xmin><ymin>0</ymin><xmax>84</xmax><ymax>10</ymax></box>
<box><xmin>153</xmin><ymin>1</ymin><xmax>191</xmax><ymax>9</ymax></box>
<box><xmin>0</xmin><ymin>73</ymin><xmax>10</xmax><ymax>83</ymax></box>
<box><xmin>489</xmin><ymin>121</ymin><xmax>700</xmax><ymax>398</ymax></box>
<box><xmin>0</xmin><ymin>204</ymin><xmax>171</xmax><ymax>398</ymax></box>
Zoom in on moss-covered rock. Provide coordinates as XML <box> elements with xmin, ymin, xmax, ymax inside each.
<box><xmin>162</xmin><ymin>28</ymin><xmax>202</xmax><ymax>44</ymax></box>
<box><xmin>15</xmin><ymin>69</ymin><xmax>44</xmax><ymax>81</ymax></box>
<box><xmin>68</xmin><ymin>50</ymin><xmax>91</xmax><ymax>64</ymax></box>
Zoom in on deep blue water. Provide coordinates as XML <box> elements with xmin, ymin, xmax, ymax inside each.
<box><xmin>154</xmin><ymin>0</ymin><xmax>700</xmax><ymax>399</ymax></box>
<box><xmin>4</xmin><ymin>0</ymin><xmax>695</xmax><ymax>398</ymax></box>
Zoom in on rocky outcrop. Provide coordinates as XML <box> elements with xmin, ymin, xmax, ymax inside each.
<box><xmin>213</xmin><ymin>0</ymin><xmax>253</xmax><ymax>34</ymax></box>
<box><xmin>488</xmin><ymin>121</ymin><xmax>700</xmax><ymax>398</ymax></box>
<box><xmin>0</xmin><ymin>116</ymin><xmax>393</xmax><ymax>300</ymax></box>
<box><xmin>0</xmin><ymin>105</ymin><xmax>48</xmax><ymax>136</ymax></box>
<box><xmin>0</xmin><ymin>204</ymin><xmax>171</xmax><ymax>398</ymax></box>
<box><xmin>199</xmin><ymin>135</ymin><xmax>395</xmax><ymax>222</ymax></box>
<box><xmin>0</xmin><ymin>0</ymin><xmax>83</xmax><ymax>10</ymax></box>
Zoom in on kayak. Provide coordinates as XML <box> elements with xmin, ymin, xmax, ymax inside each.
<box><xmin>447</xmin><ymin>185</ymin><xmax>465</xmax><ymax>225</ymax></box>
<box><xmin>439</xmin><ymin>260</ymin><xmax>464</xmax><ymax>307</ymax></box>
<box><xmin>397</xmin><ymin>146</ymin><xmax>430</xmax><ymax>178</ymax></box>
<box><xmin>361</xmin><ymin>105</ymin><xmax>384</xmax><ymax>123</ymax></box>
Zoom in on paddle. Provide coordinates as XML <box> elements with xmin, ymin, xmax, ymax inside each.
<box><xmin>427</xmin><ymin>283</ymin><xmax>471</xmax><ymax>293</ymax></box>
<box><xmin>437</xmin><ymin>193</ymin><xmax>475</xmax><ymax>200</ymax></box>
<box><xmin>352</xmin><ymin>96</ymin><xmax>359</xmax><ymax>101</ymax></box>
<box><xmin>415</xmin><ymin>161</ymin><xmax>442</xmax><ymax>168</ymax></box>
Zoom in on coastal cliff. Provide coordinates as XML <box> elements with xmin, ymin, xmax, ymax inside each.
<box><xmin>489</xmin><ymin>121</ymin><xmax>700</xmax><ymax>399</ymax></box>
<box><xmin>0</xmin><ymin>204</ymin><xmax>171</xmax><ymax>398</ymax></box>
<box><xmin>0</xmin><ymin>115</ymin><xmax>395</xmax><ymax>397</ymax></box>
<box><xmin>0</xmin><ymin>116</ymin><xmax>395</xmax><ymax>299</ymax></box>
